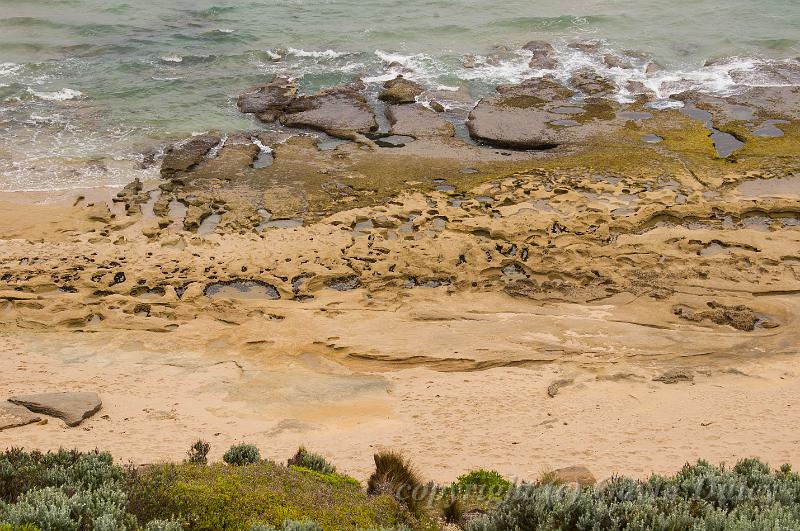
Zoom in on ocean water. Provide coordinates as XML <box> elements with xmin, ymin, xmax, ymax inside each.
<box><xmin>0</xmin><ymin>0</ymin><xmax>798</xmax><ymax>190</ymax></box>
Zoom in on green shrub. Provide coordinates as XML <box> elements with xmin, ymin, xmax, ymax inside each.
<box><xmin>287</xmin><ymin>448</ymin><xmax>335</xmax><ymax>476</ymax></box>
<box><xmin>223</xmin><ymin>445</ymin><xmax>261</xmax><ymax>467</ymax></box>
<box><xmin>145</xmin><ymin>519</ymin><xmax>184</xmax><ymax>530</ymax></box>
<box><xmin>0</xmin><ymin>449</ymin><xmax>130</xmax><ymax>531</ymax></box>
<box><xmin>126</xmin><ymin>461</ymin><xmax>408</xmax><ymax>530</ymax></box>
<box><xmin>446</xmin><ymin>470</ymin><xmax>511</xmax><ymax>500</ymax></box>
<box><xmin>250</xmin><ymin>520</ymin><xmax>321</xmax><ymax>531</ymax></box>
<box><xmin>0</xmin><ymin>524</ymin><xmax>40</xmax><ymax>531</ymax></box>
<box><xmin>186</xmin><ymin>441</ymin><xmax>211</xmax><ymax>466</ymax></box>
<box><xmin>467</xmin><ymin>459</ymin><xmax>800</xmax><ymax>530</ymax></box>
<box><xmin>367</xmin><ymin>451</ymin><xmax>424</xmax><ymax>516</ymax></box>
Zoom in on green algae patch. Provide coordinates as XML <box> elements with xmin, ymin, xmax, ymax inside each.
<box><xmin>126</xmin><ymin>461</ymin><xmax>409</xmax><ymax>531</ymax></box>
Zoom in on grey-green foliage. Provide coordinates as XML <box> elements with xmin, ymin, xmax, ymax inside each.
<box><xmin>144</xmin><ymin>519</ymin><xmax>184</xmax><ymax>531</ymax></box>
<box><xmin>0</xmin><ymin>449</ymin><xmax>130</xmax><ymax>531</ymax></box>
<box><xmin>467</xmin><ymin>459</ymin><xmax>800</xmax><ymax>530</ymax></box>
<box><xmin>222</xmin><ymin>444</ymin><xmax>261</xmax><ymax>466</ymax></box>
<box><xmin>250</xmin><ymin>520</ymin><xmax>322</xmax><ymax>531</ymax></box>
<box><xmin>289</xmin><ymin>449</ymin><xmax>336</xmax><ymax>475</ymax></box>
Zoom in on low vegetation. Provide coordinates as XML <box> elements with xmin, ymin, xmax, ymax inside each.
<box><xmin>1</xmin><ymin>443</ymin><xmax>798</xmax><ymax>530</ymax></box>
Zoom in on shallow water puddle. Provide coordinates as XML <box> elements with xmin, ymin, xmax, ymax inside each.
<box><xmin>681</xmin><ymin>103</ymin><xmax>744</xmax><ymax>158</ymax></box>
<box><xmin>167</xmin><ymin>199</ymin><xmax>187</xmax><ymax>230</ymax></box>
<box><xmin>197</xmin><ymin>213</ymin><xmax>221</xmax><ymax>235</ymax></box>
<box><xmin>204</xmin><ymin>280</ymin><xmax>280</xmax><ymax>300</ymax></box>
<box><xmin>642</xmin><ymin>134</ymin><xmax>663</xmax><ymax>144</ymax></box>
<box><xmin>140</xmin><ymin>189</ymin><xmax>161</xmax><ymax>218</ymax></box>
<box><xmin>550</xmin><ymin>119</ymin><xmax>580</xmax><ymax>127</ymax></box>
<box><xmin>753</xmin><ymin>120</ymin><xmax>789</xmax><ymax>138</ymax></box>
<box><xmin>251</xmin><ymin>138</ymin><xmax>274</xmax><ymax>168</ymax></box>
<box><xmin>737</xmin><ymin>175</ymin><xmax>800</xmax><ymax>198</ymax></box>
<box><xmin>374</xmin><ymin>135</ymin><xmax>415</xmax><ymax>148</ymax></box>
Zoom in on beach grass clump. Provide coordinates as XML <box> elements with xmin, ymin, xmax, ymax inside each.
<box><xmin>249</xmin><ymin>519</ymin><xmax>322</xmax><ymax>531</ymax></box>
<box><xmin>223</xmin><ymin>444</ymin><xmax>261</xmax><ymax>466</ymax></box>
<box><xmin>287</xmin><ymin>448</ymin><xmax>336</xmax><ymax>475</ymax></box>
<box><xmin>186</xmin><ymin>440</ymin><xmax>211</xmax><ymax>466</ymax></box>
<box><xmin>367</xmin><ymin>451</ymin><xmax>425</xmax><ymax>515</ymax></box>
<box><xmin>446</xmin><ymin>469</ymin><xmax>511</xmax><ymax>500</ymax></box>
<box><xmin>125</xmin><ymin>460</ymin><xmax>408</xmax><ymax>530</ymax></box>
<box><xmin>466</xmin><ymin>458</ymin><xmax>800</xmax><ymax>530</ymax></box>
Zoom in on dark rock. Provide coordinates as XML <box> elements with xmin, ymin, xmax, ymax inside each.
<box><xmin>672</xmin><ymin>301</ymin><xmax>760</xmax><ymax>331</ymax></box>
<box><xmin>569</xmin><ymin>69</ymin><xmax>616</xmax><ymax>95</ymax></box>
<box><xmin>237</xmin><ymin>76</ymin><xmax>297</xmax><ymax>122</ymax></box>
<box><xmin>467</xmin><ymin>77</ymin><xmax>618</xmax><ymax>150</ymax></box>
<box><xmin>567</xmin><ymin>40</ymin><xmax>601</xmax><ymax>52</ymax></box>
<box><xmin>280</xmin><ymin>82</ymin><xmax>377</xmax><ymax>139</ymax></box>
<box><xmin>547</xmin><ymin>378</ymin><xmax>573</xmax><ymax>398</ymax></box>
<box><xmin>378</xmin><ymin>76</ymin><xmax>425</xmax><ymax>104</ymax></box>
<box><xmin>645</xmin><ymin>61</ymin><xmax>664</xmax><ymax>74</ymax></box>
<box><xmin>385</xmin><ymin>104</ymin><xmax>454</xmax><ymax>138</ymax></box>
<box><xmin>523</xmin><ymin>40</ymin><xmax>558</xmax><ymax>69</ymax></box>
<box><xmin>0</xmin><ymin>402</ymin><xmax>42</xmax><ymax>431</ymax></box>
<box><xmin>463</xmin><ymin>55</ymin><xmax>477</xmax><ymax>69</ymax></box>
<box><xmin>429</xmin><ymin>101</ymin><xmax>445</xmax><ymax>113</ymax></box>
<box><xmin>9</xmin><ymin>392</ymin><xmax>102</xmax><ymax>427</ymax></box>
<box><xmin>161</xmin><ymin>134</ymin><xmax>221</xmax><ymax>177</ymax></box>
<box><xmin>522</xmin><ymin>40</ymin><xmax>554</xmax><ymax>55</ymax></box>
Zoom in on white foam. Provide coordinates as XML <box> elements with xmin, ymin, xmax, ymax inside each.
<box><xmin>287</xmin><ymin>48</ymin><xmax>348</xmax><ymax>59</ymax></box>
<box><xmin>28</xmin><ymin>88</ymin><xmax>83</xmax><ymax>101</ymax></box>
<box><xmin>0</xmin><ymin>63</ymin><xmax>20</xmax><ymax>77</ymax></box>
<box><xmin>160</xmin><ymin>55</ymin><xmax>183</xmax><ymax>63</ymax></box>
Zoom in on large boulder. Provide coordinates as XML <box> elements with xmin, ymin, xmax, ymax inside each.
<box><xmin>378</xmin><ymin>76</ymin><xmax>425</xmax><ymax>104</ymax></box>
<box><xmin>523</xmin><ymin>40</ymin><xmax>557</xmax><ymax>69</ymax></box>
<box><xmin>237</xmin><ymin>76</ymin><xmax>297</xmax><ymax>122</ymax></box>
<box><xmin>9</xmin><ymin>392</ymin><xmax>102</xmax><ymax>427</ymax></box>
<box><xmin>280</xmin><ymin>82</ymin><xmax>378</xmax><ymax>139</ymax></box>
<box><xmin>467</xmin><ymin>77</ymin><xmax>618</xmax><ymax>149</ymax></box>
<box><xmin>161</xmin><ymin>134</ymin><xmax>221</xmax><ymax>177</ymax></box>
<box><xmin>385</xmin><ymin>104</ymin><xmax>454</xmax><ymax>138</ymax></box>
<box><xmin>0</xmin><ymin>402</ymin><xmax>42</xmax><ymax>431</ymax></box>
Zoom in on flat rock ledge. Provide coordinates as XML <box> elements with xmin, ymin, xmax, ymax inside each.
<box><xmin>9</xmin><ymin>392</ymin><xmax>102</xmax><ymax>427</ymax></box>
<box><xmin>0</xmin><ymin>402</ymin><xmax>42</xmax><ymax>431</ymax></box>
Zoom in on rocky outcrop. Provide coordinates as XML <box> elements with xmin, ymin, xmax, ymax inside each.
<box><xmin>569</xmin><ymin>69</ymin><xmax>617</xmax><ymax>96</ymax></box>
<box><xmin>279</xmin><ymin>82</ymin><xmax>378</xmax><ymax>139</ymax></box>
<box><xmin>161</xmin><ymin>134</ymin><xmax>221</xmax><ymax>177</ymax></box>
<box><xmin>9</xmin><ymin>392</ymin><xmax>102</xmax><ymax>427</ymax></box>
<box><xmin>237</xmin><ymin>76</ymin><xmax>297</xmax><ymax>122</ymax></box>
<box><xmin>378</xmin><ymin>77</ymin><xmax>424</xmax><ymax>104</ymax></box>
<box><xmin>653</xmin><ymin>369</ymin><xmax>694</xmax><ymax>384</ymax></box>
<box><xmin>466</xmin><ymin>77</ymin><xmax>619</xmax><ymax>149</ymax></box>
<box><xmin>238</xmin><ymin>80</ymin><xmax>378</xmax><ymax>140</ymax></box>
<box><xmin>385</xmin><ymin>104</ymin><xmax>454</xmax><ymax>138</ymax></box>
<box><xmin>523</xmin><ymin>40</ymin><xmax>557</xmax><ymax>69</ymax></box>
<box><xmin>0</xmin><ymin>402</ymin><xmax>42</xmax><ymax>431</ymax></box>
<box><xmin>672</xmin><ymin>302</ymin><xmax>760</xmax><ymax>331</ymax></box>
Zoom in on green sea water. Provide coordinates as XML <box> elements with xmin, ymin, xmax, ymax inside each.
<box><xmin>0</xmin><ymin>0</ymin><xmax>798</xmax><ymax>189</ymax></box>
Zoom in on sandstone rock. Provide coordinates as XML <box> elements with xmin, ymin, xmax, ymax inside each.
<box><xmin>653</xmin><ymin>369</ymin><xmax>694</xmax><ymax>384</ymax></box>
<box><xmin>645</xmin><ymin>61</ymin><xmax>664</xmax><ymax>74</ymax></box>
<box><xmin>429</xmin><ymin>101</ymin><xmax>445</xmax><ymax>113</ymax></box>
<box><xmin>0</xmin><ymin>290</ymin><xmax>39</xmax><ymax>301</ymax></box>
<box><xmin>463</xmin><ymin>55</ymin><xmax>477</xmax><ymax>69</ymax></box>
<box><xmin>467</xmin><ymin>77</ymin><xmax>619</xmax><ymax>150</ymax></box>
<box><xmin>161</xmin><ymin>134</ymin><xmax>222</xmax><ymax>177</ymax></box>
<box><xmin>547</xmin><ymin>378</ymin><xmax>573</xmax><ymax>397</ymax></box>
<box><xmin>0</xmin><ymin>402</ymin><xmax>41</xmax><ymax>431</ymax></box>
<box><xmin>673</xmin><ymin>302</ymin><xmax>760</xmax><ymax>331</ymax></box>
<box><xmin>237</xmin><ymin>76</ymin><xmax>297</xmax><ymax>122</ymax></box>
<box><xmin>385</xmin><ymin>104</ymin><xmax>454</xmax><ymax>138</ymax></box>
<box><xmin>522</xmin><ymin>40</ymin><xmax>554</xmax><ymax>55</ymax></box>
<box><xmin>569</xmin><ymin>68</ymin><xmax>616</xmax><ymax>95</ymax></box>
<box><xmin>378</xmin><ymin>76</ymin><xmax>425</xmax><ymax>104</ymax></box>
<box><xmin>10</xmin><ymin>392</ymin><xmax>102</xmax><ymax>427</ymax></box>
<box><xmin>550</xmin><ymin>466</ymin><xmax>597</xmax><ymax>487</ymax></box>
<box><xmin>280</xmin><ymin>82</ymin><xmax>377</xmax><ymax>139</ymax></box>
<box><xmin>523</xmin><ymin>40</ymin><xmax>557</xmax><ymax>69</ymax></box>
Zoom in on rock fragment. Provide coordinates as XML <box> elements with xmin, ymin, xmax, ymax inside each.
<box><xmin>0</xmin><ymin>402</ymin><xmax>42</xmax><ymax>431</ymax></box>
<box><xmin>9</xmin><ymin>392</ymin><xmax>102</xmax><ymax>427</ymax></box>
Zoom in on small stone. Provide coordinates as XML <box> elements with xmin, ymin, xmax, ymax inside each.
<box><xmin>0</xmin><ymin>402</ymin><xmax>42</xmax><ymax>431</ymax></box>
<box><xmin>653</xmin><ymin>369</ymin><xmax>694</xmax><ymax>384</ymax></box>
<box><xmin>550</xmin><ymin>465</ymin><xmax>597</xmax><ymax>487</ymax></box>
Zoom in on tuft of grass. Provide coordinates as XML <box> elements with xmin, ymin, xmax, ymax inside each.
<box><xmin>126</xmin><ymin>460</ymin><xmax>408</xmax><ymax>530</ymax></box>
<box><xmin>447</xmin><ymin>470</ymin><xmax>511</xmax><ymax>500</ymax></box>
<box><xmin>367</xmin><ymin>451</ymin><xmax>424</xmax><ymax>515</ymax></box>
<box><xmin>186</xmin><ymin>440</ymin><xmax>211</xmax><ymax>466</ymax></box>
<box><xmin>223</xmin><ymin>444</ymin><xmax>261</xmax><ymax>466</ymax></box>
<box><xmin>287</xmin><ymin>448</ymin><xmax>336</xmax><ymax>475</ymax></box>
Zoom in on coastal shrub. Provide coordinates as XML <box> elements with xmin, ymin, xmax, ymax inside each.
<box><xmin>144</xmin><ymin>519</ymin><xmax>184</xmax><ymax>531</ymax></box>
<box><xmin>186</xmin><ymin>441</ymin><xmax>211</xmax><ymax>466</ymax></box>
<box><xmin>287</xmin><ymin>448</ymin><xmax>336</xmax><ymax>475</ymax></box>
<box><xmin>223</xmin><ymin>445</ymin><xmax>261</xmax><ymax>466</ymax></box>
<box><xmin>367</xmin><ymin>451</ymin><xmax>424</xmax><ymax>515</ymax></box>
<box><xmin>249</xmin><ymin>519</ymin><xmax>321</xmax><ymax>531</ymax></box>
<box><xmin>126</xmin><ymin>461</ymin><xmax>408</xmax><ymax>530</ymax></box>
<box><xmin>446</xmin><ymin>470</ymin><xmax>511</xmax><ymax>500</ymax></box>
<box><xmin>0</xmin><ymin>524</ymin><xmax>39</xmax><ymax>531</ymax></box>
<box><xmin>466</xmin><ymin>458</ymin><xmax>800</xmax><ymax>530</ymax></box>
<box><xmin>0</xmin><ymin>449</ymin><xmax>131</xmax><ymax>530</ymax></box>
